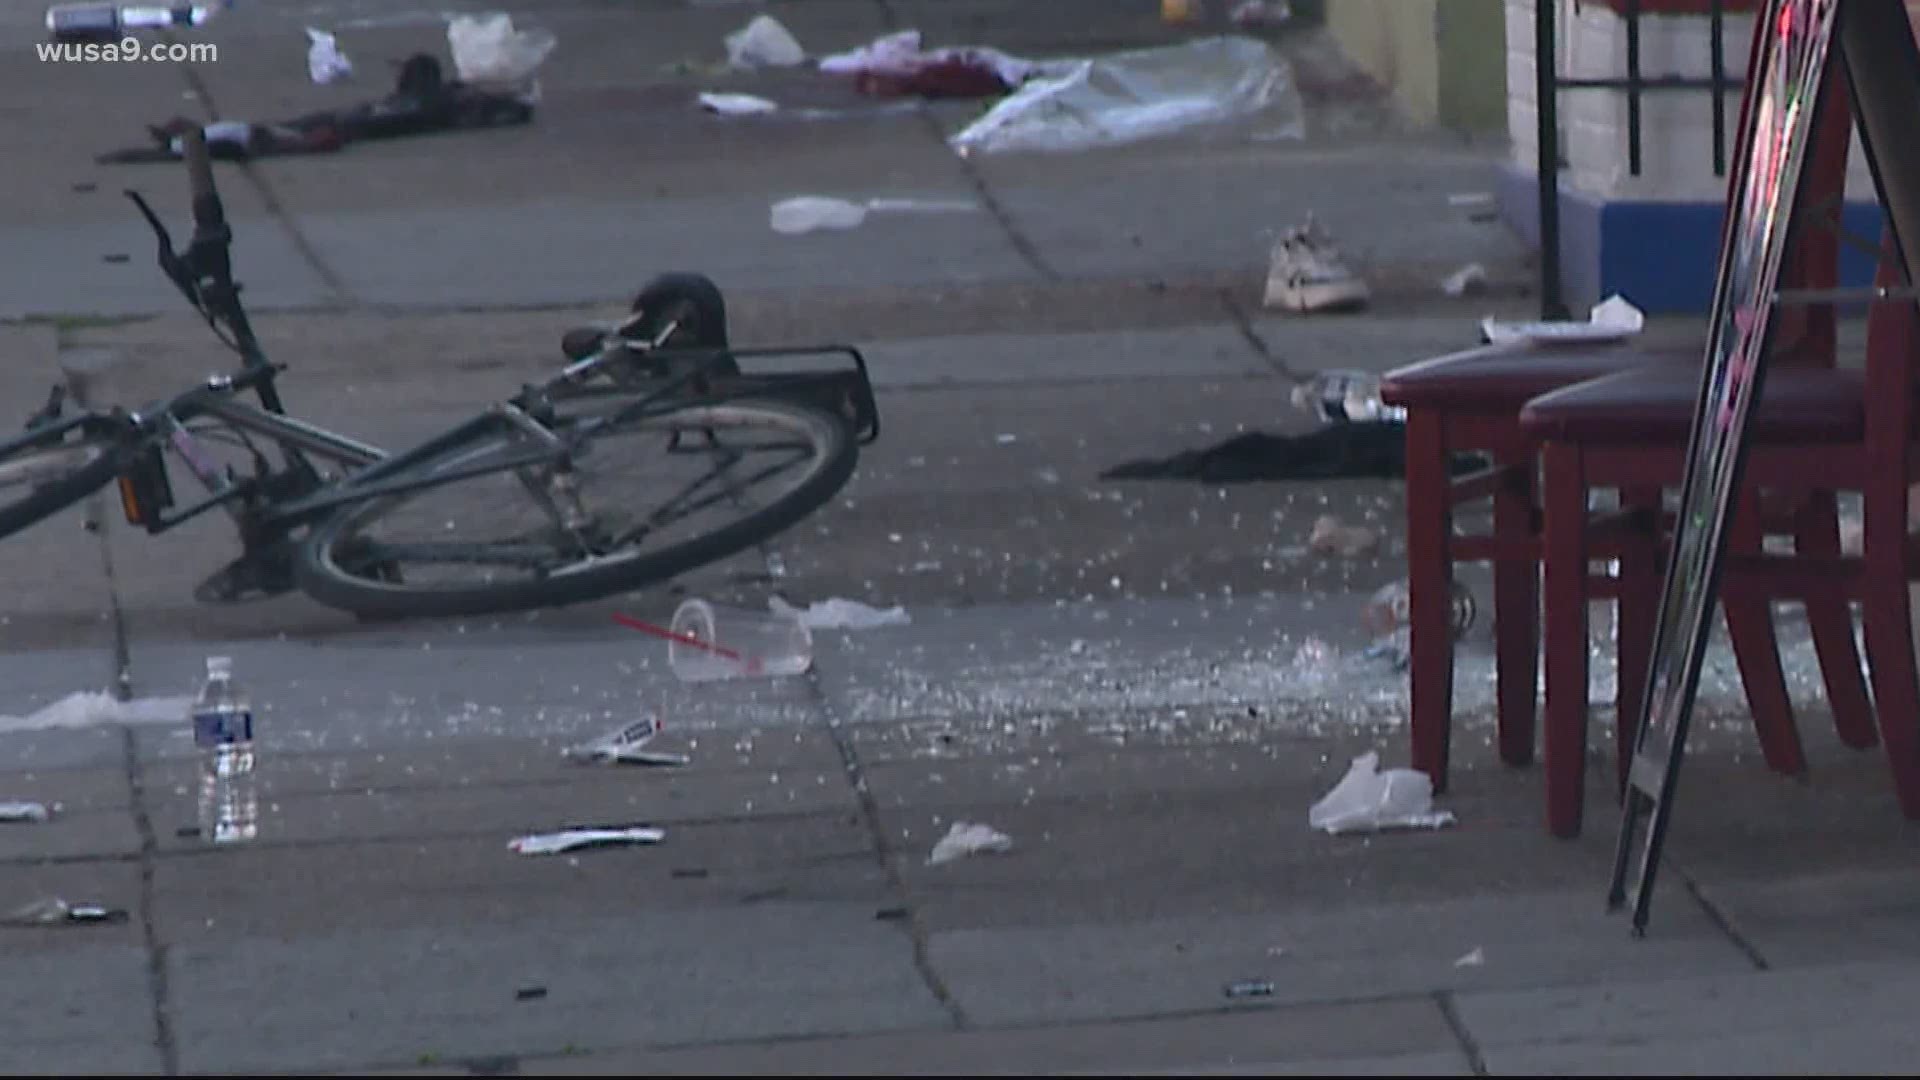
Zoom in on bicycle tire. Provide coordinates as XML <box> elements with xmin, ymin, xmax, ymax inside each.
<box><xmin>292</xmin><ymin>397</ymin><xmax>856</xmax><ymax>619</ymax></box>
<box><xmin>0</xmin><ymin>426</ymin><xmax>133</xmax><ymax>542</ymax></box>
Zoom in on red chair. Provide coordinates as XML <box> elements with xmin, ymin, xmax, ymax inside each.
<box><xmin>1521</xmin><ymin>231</ymin><xmax>1915</xmax><ymax>833</ymax></box>
<box><xmin>1512</xmin><ymin>49</ymin><xmax>1900</xmax><ymax>837</ymax></box>
<box><xmin>1376</xmin><ymin>30</ymin><xmax>1864</xmax><ymax>814</ymax></box>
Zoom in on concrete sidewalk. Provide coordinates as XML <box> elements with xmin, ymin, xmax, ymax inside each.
<box><xmin>0</xmin><ymin>0</ymin><xmax>1526</xmax><ymax>320</ymax></box>
<box><xmin>3</xmin><ymin>599</ymin><xmax>1917</xmax><ymax>1075</ymax></box>
<box><xmin>2</xmin><ymin>298</ymin><xmax>1916</xmax><ymax>1075</ymax></box>
<box><xmin>3</xmin><ymin>2</ymin><xmax>1918</xmax><ymax>1076</ymax></box>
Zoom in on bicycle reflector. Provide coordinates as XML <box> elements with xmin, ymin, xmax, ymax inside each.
<box><xmin>117</xmin><ymin>445</ymin><xmax>174</xmax><ymax>527</ymax></box>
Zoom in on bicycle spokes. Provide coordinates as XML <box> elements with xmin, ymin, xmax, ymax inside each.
<box><xmin>314</xmin><ymin>405</ymin><xmax>837</xmax><ymax>593</ymax></box>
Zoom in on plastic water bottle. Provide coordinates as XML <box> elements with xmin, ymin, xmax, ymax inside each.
<box><xmin>1290</xmin><ymin>370</ymin><xmax>1408</xmax><ymax>425</ymax></box>
<box><xmin>46</xmin><ymin>4</ymin><xmax>219</xmax><ymax>43</ymax></box>
<box><xmin>192</xmin><ymin>656</ymin><xmax>257</xmax><ymax>844</ymax></box>
<box><xmin>1361</xmin><ymin>579</ymin><xmax>1477</xmax><ymax>641</ymax></box>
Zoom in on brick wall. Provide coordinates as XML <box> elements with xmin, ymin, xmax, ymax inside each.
<box><xmin>1503</xmin><ymin>0</ymin><xmax>1887</xmax><ymax>204</ymax></box>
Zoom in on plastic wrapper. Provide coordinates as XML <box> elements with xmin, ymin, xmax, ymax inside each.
<box><xmin>509</xmin><ymin>824</ymin><xmax>666</xmax><ymax>855</ymax></box>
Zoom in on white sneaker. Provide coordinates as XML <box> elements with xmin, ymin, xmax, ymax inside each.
<box><xmin>1263</xmin><ymin>217</ymin><xmax>1370</xmax><ymax>313</ymax></box>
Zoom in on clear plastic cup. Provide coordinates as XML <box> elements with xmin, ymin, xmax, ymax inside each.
<box><xmin>667</xmin><ymin>598</ymin><xmax>813</xmax><ymax>682</ymax></box>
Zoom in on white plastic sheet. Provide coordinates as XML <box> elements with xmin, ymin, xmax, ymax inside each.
<box><xmin>950</xmin><ymin>36</ymin><xmax>1304</xmax><ymax>155</ymax></box>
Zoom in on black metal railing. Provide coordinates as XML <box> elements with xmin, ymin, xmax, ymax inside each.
<box><xmin>1536</xmin><ymin>0</ymin><xmax>1740</xmax><ymax>318</ymax></box>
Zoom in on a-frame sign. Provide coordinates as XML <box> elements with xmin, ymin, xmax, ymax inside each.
<box><xmin>1610</xmin><ymin>0</ymin><xmax>1920</xmax><ymax>934</ymax></box>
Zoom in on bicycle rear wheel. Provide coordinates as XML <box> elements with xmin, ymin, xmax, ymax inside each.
<box><xmin>0</xmin><ymin>423</ymin><xmax>131</xmax><ymax>541</ymax></box>
<box><xmin>293</xmin><ymin>397</ymin><xmax>855</xmax><ymax>619</ymax></box>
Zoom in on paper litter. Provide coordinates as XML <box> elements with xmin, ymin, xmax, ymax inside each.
<box><xmin>770</xmin><ymin>596</ymin><xmax>911</xmax><ymax>629</ymax></box>
<box><xmin>1308</xmin><ymin>751</ymin><xmax>1456</xmax><ymax>835</ymax></box>
<box><xmin>562</xmin><ymin>715</ymin><xmax>689</xmax><ymax>767</ymax></box>
<box><xmin>509</xmin><ymin>824</ymin><xmax>666</xmax><ymax>856</ymax></box>
<box><xmin>927</xmin><ymin>821</ymin><xmax>1013</xmax><ymax>865</ymax></box>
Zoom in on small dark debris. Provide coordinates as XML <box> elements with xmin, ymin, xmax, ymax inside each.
<box><xmin>874</xmin><ymin>905</ymin><xmax>910</xmax><ymax>921</ymax></box>
<box><xmin>1223</xmin><ymin>978</ymin><xmax>1274</xmax><ymax>999</ymax></box>
<box><xmin>175</xmin><ymin>826</ymin><xmax>202</xmax><ymax>838</ymax></box>
<box><xmin>514</xmin><ymin>986</ymin><xmax>547</xmax><ymax>1001</ymax></box>
<box><xmin>71</xmin><ymin>182</ymin><xmax>97</xmax><ymax>193</ymax></box>
<box><xmin>1102</xmin><ymin>424</ymin><xmax>1481</xmax><ymax>484</ymax></box>
<box><xmin>102</xmin><ymin>253</ymin><xmax>129</xmax><ymax>264</ymax></box>
<box><xmin>1247</xmin><ymin>705</ymin><xmax>1261</xmax><ymax>718</ymax></box>
<box><xmin>739</xmin><ymin>887</ymin><xmax>789</xmax><ymax>904</ymax></box>
<box><xmin>670</xmin><ymin>867</ymin><xmax>709</xmax><ymax>879</ymax></box>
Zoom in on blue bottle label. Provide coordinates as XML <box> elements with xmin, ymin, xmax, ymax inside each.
<box><xmin>193</xmin><ymin>708</ymin><xmax>253</xmax><ymax>747</ymax></box>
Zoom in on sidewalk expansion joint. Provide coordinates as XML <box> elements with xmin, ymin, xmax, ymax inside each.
<box><xmin>1432</xmin><ymin>990</ymin><xmax>1489</xmax><ymax>1076</ymax></box>
<box><xmin>869</xmin><ymin>0</ymin><xmax>1058</xmax><ymax>284</ymax></box>
<box><xmin>1679</xmin><ymin>865</ymin><xmax>1772</xmax><ymax>971</ymax></box>
<box><xmin>123</xmin><ymin>727</ymin><xmax>180</xmax><ymax>1076</ymax></box>
<box><xmin>941</xmin><ymin>143</ymin><xmax>1060</xmax><ymax>283</ymax></box>
<box><xmin>797</xmin><ymin>656</ymin><xmax>970</xmax><ymax>1031</ymax></box>
<box><xmin>1218</xmin><ymin>290</ymin><xmax>1308</xmax><ymax>385</ymax></box>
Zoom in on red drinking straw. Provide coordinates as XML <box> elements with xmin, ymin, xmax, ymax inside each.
<box><xmin>611</xmin><ymin>611</ymin><xmax>746</xmax><ymax>661</ymax></box>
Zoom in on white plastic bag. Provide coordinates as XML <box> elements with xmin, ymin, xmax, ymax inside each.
<box><xmin>768</xmin><ymin>195</ymin><xmax>978</xmax><ymax>235</ymax></box>
<box><xmin>927</xmin><ymin>821</ymin><xmax>1013</xmax><ymax>865</ymax></box>
<box><xmin>725</xmin><ymin>14</ymin><xmax>804</xmax><ymax>69</ymax></box>
<box><xmin>306</xmin><ymin>27</ymin><xmax>353</xmax><ymax>84</ymax></box>
<box><xmin>448</xmin><ymin>13</ymin><xmax>557</xmax><ymax>86</ymax></box>
<box><xmin>1308</xmin><ymin>751</ymin><xmax>1456</xmax><ymax>835</ymax></box>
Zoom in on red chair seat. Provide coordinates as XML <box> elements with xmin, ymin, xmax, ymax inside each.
<box><xmin>1381</xmin><ymin>342</ymin><xmax>1696</xmax><ymax>413</ymax></box>
<box><xmin>1520</xmin><ymin>367</ymin><xmax>1867</xmax><ymax>446</ymax></box>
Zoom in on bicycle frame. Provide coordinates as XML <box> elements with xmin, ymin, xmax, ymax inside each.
<box><xmin>120</xmin><ymin>341</ymin><xmax>738</xmax><ymax>546</ymax></box>
<box><xmin>4</xmin><ymin>127</ymin><xmax>884</xmax><ymax>606</ymax></box>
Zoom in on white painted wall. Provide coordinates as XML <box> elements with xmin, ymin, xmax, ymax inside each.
<box><xmin>1503</xmin><ymin>0</ymin><xmax>1877</xmax><ymax>203</ymax></box>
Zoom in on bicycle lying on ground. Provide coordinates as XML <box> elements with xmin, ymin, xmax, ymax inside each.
<box><xmin>0</xmin><ymin>129</ymin><xmax>879</xmax><ymax>620</ymax></box>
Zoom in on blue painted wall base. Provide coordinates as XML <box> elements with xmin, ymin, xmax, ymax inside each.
<box><xmin>1495</xmin><ymin>162</ymin><xmax>1885</xmax><ymax>316</ymax></box>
